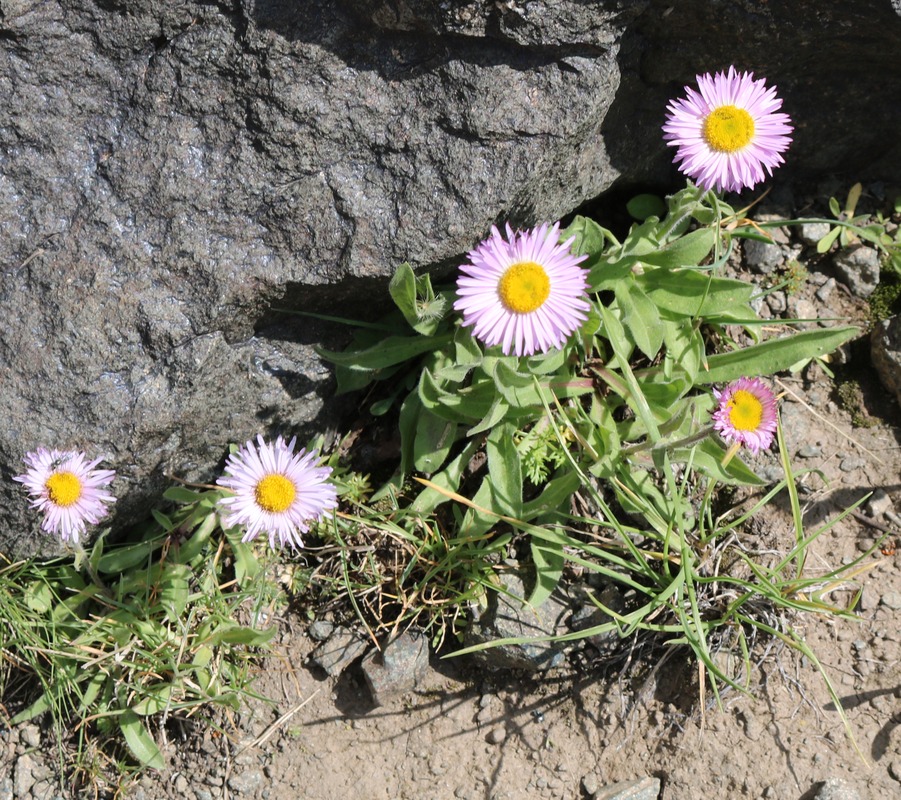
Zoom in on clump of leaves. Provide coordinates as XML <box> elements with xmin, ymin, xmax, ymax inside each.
<box><xmin>867</xmin><ymin>273</ymin><xmax>901</xmax><ymax>324</ymax></box>
<box><xmin>318</xmin><ymin>184</ymin><xmax>865</xmax><ymax>719</ymax></box>
<box><xmin>811</xmin><ymin>183</ymin><xmax>901</xmax><ymax>275</ymax></box>
<box><xmin>0</xmin><ymin>487</ymin><xmax>280</xmax><ymax>785</ymax></box>
<box><xmin>836</xmin><ymin>380</ymin><xmax>875</xmax><ymax>428</ymax></box>
<box><xmin>782</xmin><ymin>258</ymin><xmax>809</xmax><ymax>295</ymax></box>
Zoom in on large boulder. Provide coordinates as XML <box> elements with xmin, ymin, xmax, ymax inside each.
<box><xmin>1</xmin><ymin>0</ymin><xmax>900</xmax><ymax>556</ymax></box>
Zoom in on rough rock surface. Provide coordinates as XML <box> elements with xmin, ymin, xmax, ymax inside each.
<box><xmin>1</xmin><ymin>0</ymin><xmax>901</xmax><ymax>555</ymax></box>
<box><xmin>871</xmin><ymin>315</ymin><xmax>901</xmax><ymax>407</ymax></box>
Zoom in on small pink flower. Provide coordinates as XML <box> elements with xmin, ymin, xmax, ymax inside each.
<box><xmin>14</xmin><ymin>448</ymin><xmax>116</xmax><ymax>544</ymax></box>
<box><xmin>712</xmin><ymin>377</ymin><xmax>778</xmax><ymax>454</ymax></box>
<box><xmin>663</xmin><ymin>66</ymin><xmax>793</xmax><ymax>193</ymax></box>
<box><xmin>217</xmin><ymin>435</ymin><xmax>337</xmax><ymax>550</ymax></box>
<box><xmin>454</xmin><ymin>222</ymin><xmax>590</xmax><ymax>357</ymax></box>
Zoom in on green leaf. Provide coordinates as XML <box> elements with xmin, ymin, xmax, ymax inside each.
<box><xmin>419</xmin><ymin>367</ymin><xmax>494</xmax><ymax>423</ymax></box>
<box><xmin>663</xmin><ymin>317</ymin><xmax>703</xmax><ymax>380</ymax></box>
<box><xmin>398</xmin><ymin>390</ymin><xmax>422</xmax><ymax>477</ymax></box>
<box><xmin>521</xmin><ymin>472</ymin><xmax>580</xmax><ymax>521</ymax></box>
<box><xmin>626</xmin><ymin>193</ymin><xmax>666</xmax><ymax>222</ymax></box>
<box><xmin>615</xmin><ymin>281</ymin><xmax>663</xmax><ymax>361</ymax></box>
<box><xmin>317</xmin><ymin>333</ymin><xmax>452</xmax><ymax>372</ymax></box>
<box><xmin>151</xmin><ymin>509</ymin><xmax>173</xmax><ymax>531</ymax></box>
<box><xmin>207</xmin><ymin>623</ymin><xmax>277</xmax><ymax>647</ymax></box>
<box><xmin>410</xmin><ymin>439</ymin><xmax>481</xmax><ymax>514</ymax></box>
<box><xmin>413</xmin><ymin>409</ymin><xmax>458</xmax><ymax>474</ymax></box>
<box><xmin>696</xmin><ymin>326</ymin><xmax>859</xmax><ymax>384</ymax></box>
<box><xmin>816</xmin><ymin>226</ymin><xmax>841</xmax><ymax>254</ymax></box>
<box><xmin>11</xmin><ymin>692</ymin><xmax>53</xmax><ymax>725</ymax></box>
<box><xmin>159</xmin><ymin>563</ymin><xmax>191</xmax><ymax>619</ymax></box>
<box><xmin>162</xmin><ymin>486</ymin><xmax>205</xmax><ymax>504</ymax></box>
<box><xmin>97</xmin><ymin>536</ymin><xmax>163</xmax><ymax>575</ymax></box>
<box><xmin>640</xmin><ymin>227</ymin><xmax>715</xmax><ymax>268</ymax></box>
<box><xmin>672</xmin><ymin>439</ymin><xmax>764</xmax><ymax>486</ymax></box>
<box><xmin>119</xmin><ymin>709</ymin><xmax>165</xmax><ymax>770</ymax></box>
<box><xmin>223</xmin><ymin>528</ymin><xmax>261</xmax><ymax>585</ymax></box>
<box><xmin>388</xmin><ymin>263</ymin><xmax>445</xmax><ymax>336</ymax></box>
<box><xmin>528</xmin><ymin>538</ymin><xmax>564</xmax><ymax>608</ymax></box>
<box><xmin>638</xmin><ymin>270</ymin><xmax>753</xmax><ymax>319</ymax></box>
<box><xmin>560</xmin><ymin>215</ymin><xmax>614</xmax><ymax>262</ymax></box>
<box><xmin>467</xmin><ymin>395</ymin><xmax>510</xmax><ymax>436</ymax></box>
<box><xmin>388</xmin><ymin>262</ymin><xmax>418</xmax><ymax>325</ymax></box>
<box><xmin>132</xmin><ymin>684</ymin><xmax>175</xmax><ymax>717</ymax></box>
<box><xmin>486</xmin><ymin>422</ymin><xmax>522</xmax><ymax>519</ymax></box>
<box><xmin>175</xmin><ymin>510</ymin><xmax>218</xmax><ymax>564</ymax></box>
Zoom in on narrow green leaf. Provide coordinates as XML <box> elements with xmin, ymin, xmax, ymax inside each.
<box><xmin>317</xmin><ymin>333</ymin><xmax>452</xmax><ymax>371</ymax></box>
<box><xmin>486</xmin><ymin>422</ymin><xmax>522</xmax><ymax>519</ymax></box>
<box><xmin>388</xmin><ymin>262</ymin><xmax>418</xmax><ymax>326</ymax></box>
<box><xmin>119</xmin><ymin>709</ymin><xmax>165</xmax><ymax>770</ymax></box>
<box><xmin>410</xmin><ymin>439</ymin><xmax>481</xmax><ymax>515</ymax></box>
<box><xmin>640</xmin><ymin>227</ymin><xmax>715</xmax><ymax>268</ymax></box>
<box><xmin>11</xmin><ymin>692</ymin><xmax>53</xmax><ymax>725</ymax></box>
<box><xmin>528</xmin><ymin>538</ymin><xmax>564</xmax><ymax>608</ymax></box>
<box><xmin>696</xmin><ymin>326</ymin><xmax>859</xmax><ymax>384</ymax></box>
<box><xmin>97</xmin><ymin>536</ymin><xmax>163</xmax><ymax>575</ymax></box>
<box><xmin>160</xmin><ymin>563</ymin><xmax>191</xmax><ymax>619</ymax></box>
<box><xmin>132</xmin><ymin>685</ymin><xmax>174</xmax><ymax>717</ymax></box>
<box><xmin>162</xmin><ymin>486</ymin><xmax>205</xmax><ymax>504</ymax></box>
<box><xmin>521</xmin><ymin>472</ymin><xmax>580</xmax><ymax>521</ymax></box>
<box><xmin>638</xmin><ymin>270</ymin><xmax>753</xmax><ymax>319</ymax></box>
<box><xmin>615</xmin><ymin>281</ymin><xmax>663</xmax><ymax>361</ymax></box>
<box><xmin>413</xmin><ymin>409</ymin><xmax>458</xmax><ymax>474</ymax></box>
<box><xmin>816</xmin><ymin>226</ymin><xmax>841</xmax><ymax>254</ymax></box>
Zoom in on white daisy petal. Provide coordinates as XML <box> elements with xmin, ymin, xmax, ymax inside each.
<box><xmin>663</xmin><ymin>66</ymin><xmax>793</xmax><ymax>193</ymax></box>
<box><xmin>453</xmin><ymin>222</ymin><xmax>590</xmax><ymax>357</ymax></box>
<box><xmin>14</xmin><ymin>448</ymin><xmax>117</xmax><ymax>544</ymax></box>
<box><xmin>216</xmin><ymin>436</ymin><xmax>337</xmax><ymax>550</ymax></box>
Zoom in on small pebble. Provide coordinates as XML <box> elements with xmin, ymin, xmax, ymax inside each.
<box><xmin>839</xmin><ymin>457</ymin><xmax>865</xmax><ymax>472</ymax></box>
<box><xmin>20</xmin><ymin>725</ymin><xmax>41</xmax><ymax>749</ymax></box>
<box><xmin>798</xmin><ymin>444</ymin><xmax>822</xmax><ymax>458</ymax></box>
<box><xmin>865</xmin><ymin>488</ymin><xmax>894</xmax><ymax>519</ymax></box>
<box><xmin>880</xmin><ymin>591</ymin><xmax>901</xmax><ymax>610</ymax></box>
<box><xmin>815</xmin><ymin>277</ymin><xmax>837</xmax><ymax>303</ymax></box>
<box><xmin>797</xmin><ymin>221</ymin><xmax>831</xmax><ymax>246</ymax></box>
<box><xmin>486</xmin><ymin>727</ymin><xmax>507</xmax><ymax>745</ymax></box>
<box><xmin>582</xmin><ymin>774</ymin><xmax>600</xmax><ymax>796</ymax></box>
<box><xmin>308</xmin><ymin>620</ymin><xmax>335</xmax><ymax>641</ymax></box>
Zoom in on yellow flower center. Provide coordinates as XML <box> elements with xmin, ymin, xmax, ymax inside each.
<box><xmin>254</xmin><ymin>474</ymin><xmax>297</xmax><ymax>513</ymax></box>
<box><xmin>498</xmin><ymin>261</ymin><xmax>551</xmax><ymax>314</ymax></box>
<box><xmin>45</xmin><ymin>471</ymin><xmax>82</xmax><ymax>507</ymax></box>
<box><xmin>703</xmin><ymin>105</ymin><xmax>755</xmax><ymax>153</ymax></box>
<box><xmin>727</xmin><ymin>390</ymin><xmax>764</xmax><ymax>432</ymax></box>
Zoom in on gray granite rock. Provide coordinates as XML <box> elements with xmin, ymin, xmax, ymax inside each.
<box><xmin>2</xmin><ymin>0</ymin><xmax>901</xmax><ymax>554</ymax></box>
<box><xmin>833</xmin><ymin>245</ymin><xmax>881</xmax><ymax>298</ymax></box>
<box><xmin>594</xmin><ymin>776</ymin><xmax>662</xmax><ymax>800</ymax></box>
<box><xmin>361</xmin><ymin>630</ymin><xmax>430</xmax><ymax>705</ymax></box>
<box><xmin>871</xmin><ymin>315</ymin><xmax>901</xmax><ymax>408</ymax></box>
<box><xmin>465</xmin><ymin>569</ymin><xmax>570</xmax><ymax>671</ymax></box>
<box><xmin>308</xmin><ymin>626</ymin><xmax>369</xmax><ymax>676</ymax></box>
<box><xmin>812</xmin><ymin>778</ymin><xmax>862</xmax><ymax>800</ymax></box>
<box><xmin>743</xmin><ymin>238</ymin><xmax>784</xmax><ymax>274</ymax></box>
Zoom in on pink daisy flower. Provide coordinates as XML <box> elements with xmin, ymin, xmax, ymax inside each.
<box><xmin>14</xmin><ymin>448</ymin><xmax>116</xmax><ymax>544</ymax></box>
<box><xmin>712</xmin><ymin>377</ymin><xmax>778</xmax><ymax>454</ymax></box>
<box><xmin>453</xmin><ymin>222</ymin><xmax>590</xmax><ymax>357</ymax></box>
<box><xmin>663</xmin><ymin>66</ymin><xmax>793</xmax><ymax>193</ymax></box>
<box><xmin>216</xmin><ymin>435</ymin><xmax>337</xmax><ymax>550</ymax></box>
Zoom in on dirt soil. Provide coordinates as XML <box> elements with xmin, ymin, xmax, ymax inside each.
<box><xmin>5</xmin><ymin>182</ymin><xmax>901</xmax><ymax>800</ymax></box>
